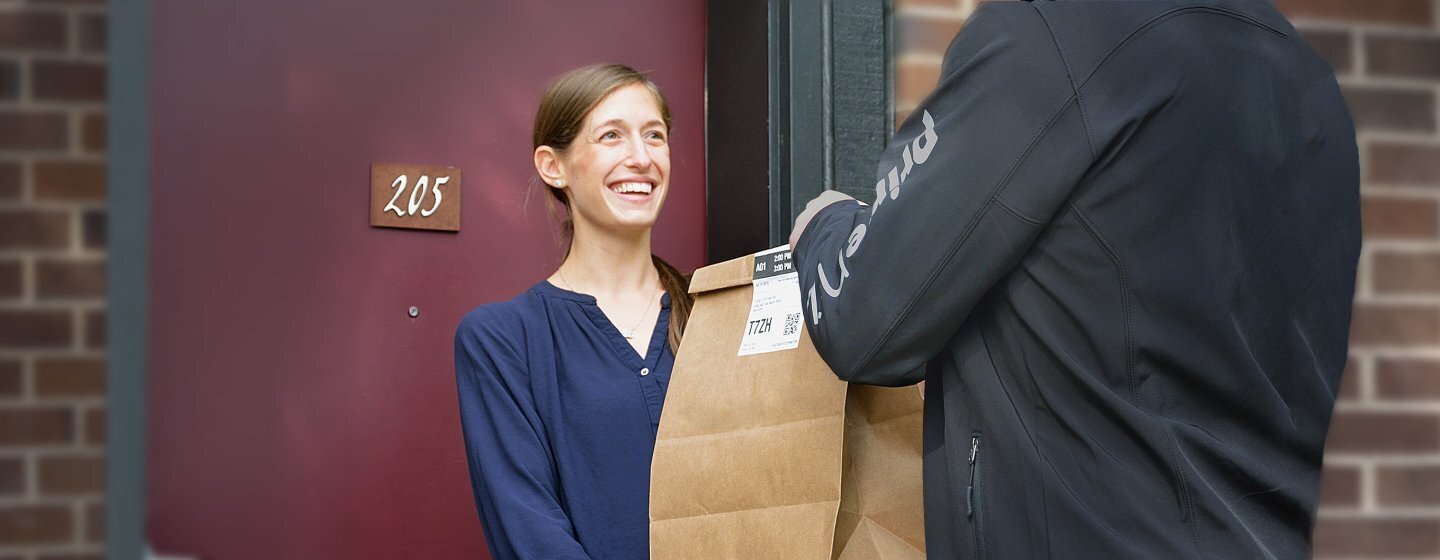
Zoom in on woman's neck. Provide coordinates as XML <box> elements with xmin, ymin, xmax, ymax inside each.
<box><xmin>554</xmin><ymin>226</ymin><xmax>658</xmax><ymax>298</ymax></box>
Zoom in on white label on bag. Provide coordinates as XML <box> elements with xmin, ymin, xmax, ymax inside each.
<box><xmin>739</xmin><ymin>245</ymin><xmax>804</xmax><ymax>356</ymax></box>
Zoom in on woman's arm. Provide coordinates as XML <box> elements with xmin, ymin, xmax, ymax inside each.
<box><xmin>455</xmin><ymin>308</ymin><xmax>592</xmax><ymax>560</ymax></box>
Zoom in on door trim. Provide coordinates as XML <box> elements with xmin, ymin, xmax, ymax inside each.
<box><xmin>108</xmin><ymin>0</ymin><xmax>150</xmax><ymax>557</ymax></box>
<box><xmin>705</xmin><ymin>0</ymin><xmax>892</xmax><ymax>261</ymax></box>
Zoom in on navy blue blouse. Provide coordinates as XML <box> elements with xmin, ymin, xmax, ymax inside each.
<box><xmin>454</xmin><ymin>280</ymin><xmax>673</xmax><ymax>560</ymax></box>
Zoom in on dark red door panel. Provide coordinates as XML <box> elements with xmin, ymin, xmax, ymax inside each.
<box><xmin>148</xmin><ymin>1</ymin><xmax>705</xmax><ymax>558</ymax></box>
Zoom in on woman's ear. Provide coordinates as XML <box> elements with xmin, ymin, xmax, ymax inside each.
<box><xmin>534</xmin><ymin>146</ymin><xmax>566</xmax><ymax>189</ymax></box>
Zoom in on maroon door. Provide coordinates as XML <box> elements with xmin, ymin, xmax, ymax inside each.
<box><xmin>146</xmin><ymin>1</ymin><xmax>705</xmax><ymax>558</ymax></box>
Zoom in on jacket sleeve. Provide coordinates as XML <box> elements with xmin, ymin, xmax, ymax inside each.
<box><xmin>454</xmin><ymin>309</ymin><xmax>592</xmax><ymax>560</ymax></box>
<box><xmin>794</xmin><ymin>3</ymin><xmax>1093</xmax><ymax>386</ymax></box>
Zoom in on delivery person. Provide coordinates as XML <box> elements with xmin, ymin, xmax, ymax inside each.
<box><xmin>788</xmin><ymin>0</ymin><xmax>1359</xmax><ymax>558</ymax></box>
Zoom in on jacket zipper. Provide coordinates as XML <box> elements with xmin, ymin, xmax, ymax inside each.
<box><xmin>967</xmin><ymin>435</ymin><xmax>986</xmax><ymax>559</ymax></box>
<box><xmin>966</xmin><ymin>436</ymin><xmax>979</xmax><ymax>516</ymax></box>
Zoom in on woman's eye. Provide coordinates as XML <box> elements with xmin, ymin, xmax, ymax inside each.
<box><xmin>601</xmin><ymin>131</ymin><xmax>621</xmax><ymax>141</ymax></box>
<box><xmin>646</xmin><ymin>131</ymin><xmax>667</xmax><ymax>142</ymax></box>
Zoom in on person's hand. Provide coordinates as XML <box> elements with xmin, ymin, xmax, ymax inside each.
<box><xmin>788</xmin><ymin>190</ymin><xmax>857</xmax><ymax>250</ymax></box>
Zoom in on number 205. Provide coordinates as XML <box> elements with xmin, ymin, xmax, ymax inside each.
<box><xmin>384</xmin><ymin>174</ymin><xmax>449</xmax><ymax>217</ymax></box>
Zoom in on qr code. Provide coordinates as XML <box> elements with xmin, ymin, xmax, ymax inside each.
<box><xmin>783</xmin><ymin>313</ymin><xmax>801</xmax><ymax>336</ymax></box>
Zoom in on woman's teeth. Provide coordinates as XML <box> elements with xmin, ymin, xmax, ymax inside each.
<box><xmin>613</xmin><ymin>182</ymin><xmax>653</xmax><ymax>195</ymax></box>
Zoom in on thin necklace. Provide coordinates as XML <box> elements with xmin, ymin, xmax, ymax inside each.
<box><xmin>557</xmin><ymin>266</ymin><xmax>659</xmax><ymax>340</ymax></box>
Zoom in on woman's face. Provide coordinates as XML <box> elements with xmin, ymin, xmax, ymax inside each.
<box><xmin>552</xmin><ymin>83</ymin><xmax>671</xmax><ymax>236</ymax></box>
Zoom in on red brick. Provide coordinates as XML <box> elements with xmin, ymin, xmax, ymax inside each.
<box><xmin>0</xmin><ymin>59</ymin><xmax>17</xmax><ymax>101</ymax></box>
<box><xmin>84</xmin><ymin>500</ymin><xmax>102</xmax><ymax>543</ymax></box>
<box><xmin>85</xmin><ymin>309</ymin><xmax>104</xmax><ymax>350</ymax></box>
<box><xmin>896</xmin><ymin>60</ymin><xmax>941</xmax><ymax>107</ymax></box>
<box><xmin>0</xmin><ymin>457</ymin><xmax>21</xmax><ymax>495</ymax></box>
<box><xmin>1300</xmin><ymin>29</ymin><xmax>1353</xmax><ymax>75</ymax></box>
<box><xmin>0</xmin><ymin>260</ymin><xmax>19</xmax><ymax>299</ymax></box>
<box><xmin>1325</xmin><ymin>411</ymin><xmax>1439</xmax><ymax>453</ymax></box>
<box><xmin>32</xmin><ymin>61</ymin><xmax>105</xmax><ymax>102</ymax></box>
<box><xmin>1276</xmin><ymin>0</ymin><xmax>1432</xmax><ymax>26</ymax></box>
<box><xmin>1362</xmin><ymin>196</ymin><xmax>1438</xmax><ymax>239</ymax></box>
<box><xmin>35</xmin><ymin>357</ymin><xmax>104</xmax><ymax>397</ymax></box>
<box><xmin>1369</xmin><ymin>143</ymin><xmax>1440</xmax><ymax>186</ymax></box>
<box><xmin>898</xmin><ymin>15</ymin><xmax>963</xmax><ymax>57</ymax></box>
<box><xmin>34</xmin><ymin>161</ymin><xmax>105</xmax><ymax>202</ymax></box>
<box><xmin>81</xmin><ymin>113</ymin><xmax>105</xmax><ymax>153</ymax></box>
<box><xmin>0</xmin><ymin>358</ymin><xmax>20</xmax><ymax>397</ymax></box>
<box><xmin>0</xmin><ymin>504</ymin><xmax>71</xmax><ymax>545</ymax></box>
<box><xmin>1349</xmin><ymin>304</ymin><xmax>1440</xmax><ymax>347</ymax></box>
<box><xmin>0</xmin><ymin>407</ymin><xmax>73</xmax><ymax>445</ymax></box>
<box><xmin>36</xmin><ymin>259</ymin><xmax>105</xmax><ymax>300</ymax></box>
<box><xmin>1318</xmin><ymin>464</ymin><xmax>1360</xmax><ymax>507</ymax></box>
<box><xmin>1314</xmin><ymin>518</ymin><xmax>1440</xmax><ymax>557</ymax></box>
<box><xmin>1377</xmin><ymin>465</ymin><xmax>1440</xmax><ymax>506</ymax></box>
<box><xmin>1342</xmin><ymin>86</ymin><xmax>1435</xmax><ymax>134</ymax></box>
<box><xmin>0</xmin><ymin>209</ymin><xmax>70</xmax><ymax>250</ymax></box>
<box><xmin>1368</xmin><ymin>35</ymin><xmax>1440</xmax><ymax>80</ymax></box>
<box><xmin>78</xmin><ymin>13</ymin><xmax>105</xmax><ymax>53</ymax></box>
<box><xmin>0</xmin><ymin>11</ymin><xmax>67</xmax><ymax>51</ymax></box>
<box><xmin>38</xmin><ymin>455</ymin><xmax>103</xmax><ymax>495</ymax></box>
<box><xmin>0</xmin><ymin>112</ymin><xmax>68</xmax><ymax>151</ymax></box>
<box><xmin>0</xmin><ymin>160</ymin><xmax>19</xmax><ymax>200</ymax></box>
<box><xmin>1377</xmin><ymin>358</ymin><xmax>1440</xmax><ymax>400</ymax></box>
<box><xmin>1374</xmin><ymin>252</ymin><xmax>1440</xmax><ymax>294</ymax></box>
<box><xmin>83</xmin><ymin>210</ymin><xmax>105</xmax><ymax>250</ymax></box>
<box><xmin>0</xmin><ymin>309</ymin><xmax>72</xmax><ymax>349</ymax></box>
<box><xmin>83</xmin><ymin>406</ymin><xmax>103</xmax><ymax>446</ymax></box>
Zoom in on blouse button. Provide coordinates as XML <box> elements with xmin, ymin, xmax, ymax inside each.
<box><xmin>640</xmin><ymin>367</ymin><xmax>651</xmax><ymax>376</ymax></box>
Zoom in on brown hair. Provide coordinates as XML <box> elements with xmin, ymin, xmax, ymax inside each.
<box><xmin>533</xmin><ymin>63</ymin><xmax>692</xmax><ymax>352</ymax></box>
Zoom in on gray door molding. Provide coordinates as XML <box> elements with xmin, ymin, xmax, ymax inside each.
<box><xmin>706</xmin><ymin>0</ymin><xmax>892</xmax><ymax>261</ymax></box>
<box><xmin>107</xmin><ymin>0</ymin><xmax>149</xmax><ymax>558</ymax></box>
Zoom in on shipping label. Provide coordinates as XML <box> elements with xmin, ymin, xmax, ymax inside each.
<box><xmin>739</xmin><ymin>245</ymin><xmax>804</xmax><ymax>356</ymax></box>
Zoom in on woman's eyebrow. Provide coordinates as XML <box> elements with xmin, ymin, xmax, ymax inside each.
<box><xmin>591</xmin><ymin>118</ymin><xmax>666</xmax><ymax>132</ymax></box>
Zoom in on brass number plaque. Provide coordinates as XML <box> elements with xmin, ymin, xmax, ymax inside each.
<box><xmin>370</xmin><ymin>163</ymin><xmax>461</xmax><ymax>232</ymax></box>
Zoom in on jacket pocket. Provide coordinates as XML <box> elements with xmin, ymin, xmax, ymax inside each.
<box><xmin>967</xmin><ymin>434</ymin><xmax>987</xmax><ymax>560</ymax></box>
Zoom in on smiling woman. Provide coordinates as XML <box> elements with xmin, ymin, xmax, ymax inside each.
<box><xmin>453</xmin><ymin>64</ymin><xmax>694</xmax><ymax>560</ymax></box>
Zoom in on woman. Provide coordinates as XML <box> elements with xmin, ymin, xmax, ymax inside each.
<box><xmin>454</xmin><ymin>64</ymin><xmax>693</xmax><ymax>560</ymax></box>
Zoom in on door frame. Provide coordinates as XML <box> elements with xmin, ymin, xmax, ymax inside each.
<box><xmin>705</xmin><ymin>0</ymin><xmax>893</xmax><ymax>261</ymax></box>
<box><xmin>108</xmin><ymin>0</ymin><xmax>149</xmax><ymax>557</ymax></box>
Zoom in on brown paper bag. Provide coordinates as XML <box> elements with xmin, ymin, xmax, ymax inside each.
<box><xmin>650</xmin><ymin>250</ymin><xmax>925</xmax><ymax>560</ymax></box>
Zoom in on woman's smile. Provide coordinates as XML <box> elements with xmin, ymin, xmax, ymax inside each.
<box><xmin>607</xmin><ymin>177</ymin><xmax>659</xmax><ymax>205</ymax></box>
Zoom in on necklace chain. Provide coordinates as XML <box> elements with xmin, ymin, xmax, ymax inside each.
<box><xmin>557</xmin><ymin>266</ymin><xmax>659</xmax><ymax>339</ymax></box>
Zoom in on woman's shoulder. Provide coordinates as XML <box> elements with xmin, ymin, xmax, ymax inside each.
<box><xmin>456</xmin><ymin>284</ymin><xmax>549</xmax><ymax>342</ymax></box>
<box><xmin>454</xmin><ymin>287</ymin><xmax>552</xmax><ymax>382</ymax></box>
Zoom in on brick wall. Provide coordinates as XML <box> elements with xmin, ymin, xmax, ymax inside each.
<box><xmin>1289</xmin><ymin>0</ymin><xmax>1440</xmax><ymax>557</ymax></box>
<box><xmin>0</xmin><ymin>0</ymin><xmax>108</xmax><ymax>558</ymax></box>
<box><xmin>894</xmin><ymin>0</ymin><xmax>1440</xmax><ymax>558</ymax></box>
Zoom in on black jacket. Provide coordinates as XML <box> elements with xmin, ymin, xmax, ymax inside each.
<box><xmin>794</xmin><ymin>0</ymin><xmax>1358</xmax><ymax>558</ymax></box>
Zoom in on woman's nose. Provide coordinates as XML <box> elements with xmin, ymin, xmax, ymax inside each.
<box><xmin>625</xmin><ymin>137</ymin><xmax>653</xmax><ymax>169</ymax></box>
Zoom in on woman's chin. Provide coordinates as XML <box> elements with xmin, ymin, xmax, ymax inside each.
<box><xmin>602</xmin><ymin>204</ymin><xmax>663</xmax><ymax>230</ymax></box>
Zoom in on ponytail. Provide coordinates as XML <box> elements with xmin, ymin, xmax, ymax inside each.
<box><xmin>652</xmin><ymin>255</ymin><xmax>692</xmax><ymax>352</ymax></box>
